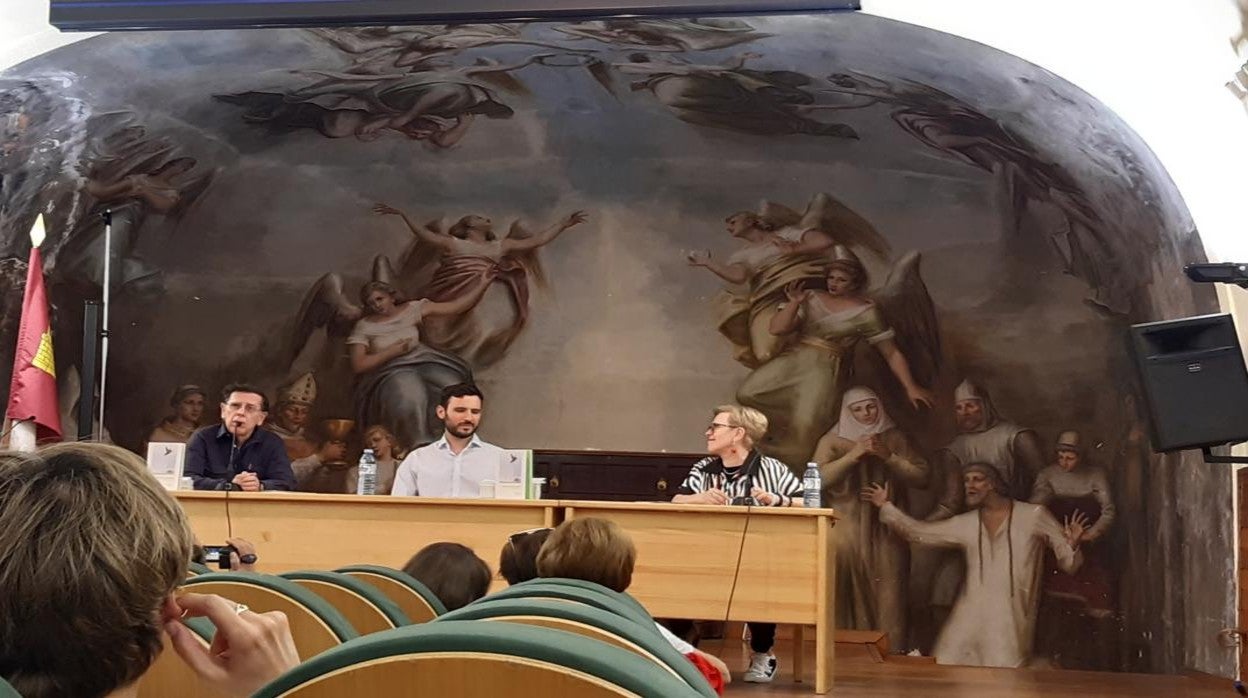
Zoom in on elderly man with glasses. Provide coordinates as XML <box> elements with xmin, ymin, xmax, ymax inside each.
<box><xmin>184</xmin><ymin>383</ymin><xmax>296</xmax><ymax>491</ymax></box>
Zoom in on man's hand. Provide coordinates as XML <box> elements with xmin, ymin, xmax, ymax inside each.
<box><xmin>232</xmin><ymin>472</ymin><xmax>261</xmax><ymax>492</ymax></box>
<box><xmin>859</xmin><ymin>481</ymin><xmax>891</xmax><ymax>508</ymax></box>
<box><xmin>1063</xmin><ymin>510</ymin><xmax>1090</xmax><ymax>547</ymax></box>
<box><xmin>166</xmin><ymin>593</ymin><xmax>300</xmax><ymax>698</ymax></box>
<box><xmin>750</xmin><ymin>487</ymin><xmax>778</xmax><ymax>506</ymax></box>
<box><xmin>226</xmin><ymin>537</ymin><xmax>259</xmax><ymax>573</ymax></box>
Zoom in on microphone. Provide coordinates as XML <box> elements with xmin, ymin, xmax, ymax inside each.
<box><xmin>224</xmin><ymin>426</ymin><xmax>239</xmax><ymax>490</ymax></box>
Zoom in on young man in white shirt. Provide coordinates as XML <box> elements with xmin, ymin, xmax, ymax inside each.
<box><xmin>390</xmin><ymin>383</ymin><xmax>503</xmax><ymax>498</ymax></box>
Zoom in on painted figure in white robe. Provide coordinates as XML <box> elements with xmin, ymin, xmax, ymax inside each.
<box><xmin>862</xmin><ymin>463</ymin><xmax>1086</xmax><ymax>668</ymax></box>
<box><xmin>811</xmin><ymin>385</ymin><xmax>928</xmax><ymax>648</ymax></box>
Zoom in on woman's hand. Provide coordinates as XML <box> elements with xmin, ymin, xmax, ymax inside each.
<box><xmin>692</xmin><ymin>488</ymin><xmax>729</xmax><ymax>505</ymax></box>
<box><xmin>562</xmin><ymin>210</ymin><xmax>588</xmax><ymax>229</ymax></box>
<box><xmin>865</xmin><ymin>435</ymin><xmax>892</xmax><ymax>460</ymax></box>
<box><xmin>750</xmin><ymin>487</ymin><xmax>778</xmax><ymax>506</ymax></box>
<box><xmin>373</xmin><ymin>203</ymin><xmax>401</xmax><ymax>216</ymax></box>
<box><xmin>1063</xmin><ymin>510</ymin><xmax>1090</xmax><ymax>547</ymax></box>
<box><xmin>166</xmin><ymin>593</ymin><xmax>301</xmax><ymax>698</ymax></box>
<box><xmin>783</xmin><ymin>280</ymin><xmax>813</xmax><ymax>304</ymax></box>
<box><xmin>847</xmin><ymin>439</ymin><xmax>870</xmax><ymax>461</ymax></box>
<box><xmin>686</xmin><ymin>249</ymin><xmax>712</xmax><ymax>267</ymax></box>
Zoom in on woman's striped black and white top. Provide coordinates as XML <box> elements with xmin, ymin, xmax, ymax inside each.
<box><xmin>676</xmin><ymin>450</ymin><xmax>803</xmax><ymax>506</ymax></box>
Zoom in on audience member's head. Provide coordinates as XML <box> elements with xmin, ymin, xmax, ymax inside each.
<box><xmin>0</xmin><ymin>443</ymin><xmax>194</xmax><ymax>698</ymax></box>
<box><xmin>499</xmin><ymin>527</ymin><xmax>554</xmax><ymax>586</ymax></box>
<box><xmin>402</xmin><ymin>542</ymin><xmax>492</xmax><ymax>611</ymax></box>
<box><xmin>536</xmin><ymin>518</ymin><xmax>636</xmax><ymax>593</ymax></box>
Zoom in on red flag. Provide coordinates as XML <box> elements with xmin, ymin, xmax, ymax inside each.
<box><xmin>6</xmin><ymin>244</ymin><xmax>61</xmax><ymax>441</ymax></box>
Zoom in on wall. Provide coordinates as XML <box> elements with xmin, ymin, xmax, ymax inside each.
<box><xmin>1</xmin><ymin>0</ymin><xmax>1244</xmax><ymax>680</ymax></box>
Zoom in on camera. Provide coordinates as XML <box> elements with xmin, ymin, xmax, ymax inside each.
<box><xmin>201</xmin><ymin>544</ymin><xmax>237</xmax><ymax>570</ymax></box>
<box><xmin>730</xmin><ymin>496</ymin><xmax>757</xmax><ymax>506</ymax></box>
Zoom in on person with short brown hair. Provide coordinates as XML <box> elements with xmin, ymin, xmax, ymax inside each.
<box><xmin>0</xmin><ymin>442</ymin><xmax>299</xmax><ymax>698</ymax></box>
<box><xmin>402</xmin><ymin>542</ymin><xmax>492</xmax><ymax>611</ymax></box>
<box><xmin>535</xmin><ymin>518</ymin><xmax>731</xmax><ymax>692</ymax></box>
<box><xmin>536</xmin><ymin>517</ymin><xmax>636</xmax><ymax>592</ymax></box>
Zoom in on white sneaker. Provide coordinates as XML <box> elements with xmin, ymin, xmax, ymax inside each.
<box><xmin>743</xmin><ymin>651</ymin><xmax>778</xmax><ymax>683</ymax></box>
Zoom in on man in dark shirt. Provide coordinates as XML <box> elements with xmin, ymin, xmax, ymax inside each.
<box><xmin>185</xmin><ymin>383</ymin><xmax>295</xmax><ymax>491</ymax></box>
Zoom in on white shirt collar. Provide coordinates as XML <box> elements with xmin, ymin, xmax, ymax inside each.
<box><xmin>434</xmin><ymin>433</ymin><xmax>484</xmax><ymax>451</ymax></box>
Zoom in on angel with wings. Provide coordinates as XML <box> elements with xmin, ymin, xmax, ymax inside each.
<box><xmin>215</xmin><ymin>53</ymin><xmax>553</xmax><ymax>146</ymax></box>
<box><xmin>307</xmin><ymin>24</ymin><xmax>591</xmax><ymax>74</ymax></box>
<box><xmin>290</xmin><ymin>258</ymin><xmax>491</xmax><ymax>450</ymax></box>
<box><xmin>688</xmin><ymin>192</ymin><xmax>891</xmax><ymax>368</ymax></box>
<box><xmin>374</xmin><ymin>203</ymin><xmax>588</xmax><ymax>366</ymax></box>
<box><xmin>47</xmin><ymin>113</ymin><xmax>214</xmax><ymax>297</ymax></box>
<box><xmin>602</xmin><ymin>53</ymin><xmax>858</xmax><ymax>139</ymax></box>
<box><xmin>818</xmin><ymin>72</ymin><xmax>1130</xmax><ymax>314</ymax></box>
<box><xmin>554</xmin><ymin>18</ymin><xmax>768</xmax><ymax>52</ymax></box>
<box><xmin>735</xmin><ymin>245</ymin><xmax>941</xmax><ymax>467</ymax></box>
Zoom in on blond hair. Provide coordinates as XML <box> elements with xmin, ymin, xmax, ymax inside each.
<box><xmin>0</xmin><ymin>443</ymin><xmax>194</xmax><ymax>697</ymax></box>
<box><xmin>536</xmin><ymin>518</ymin><xmax>637</xmax><ymax>593</ymax></box>
<box><xmin>712</xmin><ymin>404</ymin><xmax>768</xmax><ymax>445</ymax></box>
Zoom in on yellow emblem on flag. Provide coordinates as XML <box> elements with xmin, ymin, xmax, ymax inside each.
<box><xmin>32</xmin><ymin>330</ymin><xmax>55</xmax><ymax>378</ymax></box>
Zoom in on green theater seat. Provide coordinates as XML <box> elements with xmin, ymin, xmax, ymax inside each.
<box><xmin>252</xmin><ymin>620</ymin><xmax>706</xmax><ymax>698</ymax></box>
<box><xmin>479</xmin><ymin>580</ymin><xmax>658</xmax><ymax>632</ymax></box>
<box><xmin>438</xmin><ymin>598</ymin><xmax>717</xmax><ymax>697</ymax></box>
<box><xmin>334</xmin><ymin>564</ymin><xmax>447</xmax><ymax>623</ymax></box>
<box><xmin>280</xmin><ymin>570</ymin><xmax>410</xmax><ymax>634</ymax></box>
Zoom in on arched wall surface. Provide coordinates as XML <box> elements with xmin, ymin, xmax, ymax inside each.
<box><xmin>0</xmin><ymin>6</ymin><xmax>1239</xmax><ymax>678</ymax></box>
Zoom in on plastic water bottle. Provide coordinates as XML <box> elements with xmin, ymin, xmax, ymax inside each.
<box><xmin>357</xmin><ymin>448</ymin><xmax>378</xmax><ymax>496</ymax></box>
<box><xmin>802</xmin><ymin>462</ymin><xmax>822</xmax><ymax>508</ymax></box>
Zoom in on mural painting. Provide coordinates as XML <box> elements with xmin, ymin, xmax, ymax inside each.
<box><xmin>0</xmin><ymin>12</ymin><xmax>1223</xmax><ymax>674</ymax></box>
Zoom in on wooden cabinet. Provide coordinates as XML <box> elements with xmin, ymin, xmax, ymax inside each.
<box><xmin>532</xmin><ymin>450</ymin><xmax>702</xmax><ymax>502</ymax></box>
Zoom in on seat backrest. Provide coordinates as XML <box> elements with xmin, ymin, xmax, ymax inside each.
<box><xmin>181</xmin><ymin>573</ymin><xmax>358</xmax><ymax>659</ymax></box>
<box><xmin>532</xmin><ymin>577</ymin><xmax>653</xmax><ymax>620</ymax></box>
<box><xmin>438</xmin><ymin>599</ymin><xmax>716</xmax><ymax>697</ymax></box>
<box><xmin>279</xmin><ymin>570</ymin><xmax>410</xmax><ymax>634</ymax></box>
<box><xmin>187</xmin><ymin>562</ymin><xmax>213</xmax><ymax>577</ymax></box>
<box><xmin>252</xmin><ymin>621</ymin><xmax>705</xmax><ymax>698</ymax></box>
<box><xmin>334</xmin><ymin>564</ymin><xmax>446</xmax><ymax>623</ymax></box>
<box><xmin>480</xmin><ymin>581</ymin><xmax>657</xmax><ymax>632</ymax></box>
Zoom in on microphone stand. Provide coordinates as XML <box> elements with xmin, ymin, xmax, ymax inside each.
<box><xmin>96</xmin><ymin>209</ymin><xmax>113</xmax><ymax>441</ymax></box>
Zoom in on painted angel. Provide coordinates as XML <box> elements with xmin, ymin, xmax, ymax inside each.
<box><xmin>818</xmin><ymin>71</ymin><xmax>1129</xmax><ymax>314</ymax></box>
<box><xmin>374</xmin><ymin>203</ymin><xmax>588</xmax><ymax>366</ymax></box>
<box><xmin>48</xmin><ymin>113</ymin><xmax>213</xmax><ymax>296</ymax></box>
<box><xmin>288</xmin><ymin>256</ymin><xmax>491</xmax><ymax>450</ymax></box>
<box><xmin>602</xmin><ymin>53</ymin><xmax>858</xmax><ymax>139</ymax></box>
<box><xmin>554</xmin><ymin>18</ymin><xmax>768</xmax><ymax>52</ymax></box>
<box><xmin>215</xmin><ymin>54</ymin><xmax>553</xmax><ymax>147</ymax></box>
<box><xmin>736</xmin><ymin>246</ymin><xmax>941</xmax><ymax>467</ymax></box>
<box><xmin>687</xmin><ymin>192</ymin><xmax>891</xmax><ymax>367</ymax></box>
<box><xmin>307</xmin><ymin>24</ymin><xmax>590</xmax><ymax>74</ymax></box>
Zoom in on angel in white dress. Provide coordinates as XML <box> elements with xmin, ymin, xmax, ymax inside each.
<box><xmin>374</xmin><ymin>203</ymin><xmax>588</xmax><ymax>365</ymax></box>
<box><xmin>289</xmin><ymin>260</ymin><xmax>492</xmax><ymax>450</ymax></box>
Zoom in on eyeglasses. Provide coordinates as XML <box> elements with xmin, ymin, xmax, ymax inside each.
<box><xmin>224</xmin><ymin>402</ymin><xmax>263</xmax><ymax>414</ymax></box>
<box><xmin>706</xmin><ymin>423</ymin><xmax>739</xmax><ymax>434</ymax></box>
<box><xmin>507</xmin><ymin>527</ymin><xmax>553</xmax><ymax>549</ymax></box>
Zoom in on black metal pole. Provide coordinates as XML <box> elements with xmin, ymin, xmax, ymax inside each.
<box><xmin>78</xmin><ymin>300</ymin><xmax>101</xmax><ymax>441</ymax></box>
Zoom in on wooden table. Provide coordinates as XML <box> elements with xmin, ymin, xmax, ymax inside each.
<box><xmin>175</xmin><ymin>491</ymin><xmax>558</xmax><ymax>591</ymax></box>
<box><xmin>563</xmin><ymin>501</ymin><xmax>837</xmax><ymax>694</ymax></box>
<box><xmin>174</xmin><ymin>493</ymin><xmax>836</xmax><ymax>692</ymax></box>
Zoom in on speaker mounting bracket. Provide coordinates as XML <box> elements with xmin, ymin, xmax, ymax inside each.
<box><xmin>1201</xmin><ymin>445</ymin><xmax>1248</xmax><ymax>465</ymax></box>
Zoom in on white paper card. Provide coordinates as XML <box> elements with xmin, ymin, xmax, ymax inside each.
<box><xmin>146</xmin><ymin>442</ymin><xmax>186</xmax><ymax>490</ymax></box>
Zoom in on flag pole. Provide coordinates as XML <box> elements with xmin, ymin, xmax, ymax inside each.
<box><xmin>96</xmin><ymin>209</ymin><xmax>112</xmax><ymax>441</ymax></box>
<box><xmin>7</xmin><ymin>216</ymin><xmax>48</xmax><ymax>452</ymax></box>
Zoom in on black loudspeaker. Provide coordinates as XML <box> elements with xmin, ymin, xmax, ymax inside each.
<box><xmin>1128</xmin><ymin>313</ymin><xmax>1248</xmax><ymax>452</ymax></box>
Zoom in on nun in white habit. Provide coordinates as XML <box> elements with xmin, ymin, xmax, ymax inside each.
<box><xmin>811</xmin><ymin>385</ymin><xmax>929</xmax><ymax>648</ymax></box>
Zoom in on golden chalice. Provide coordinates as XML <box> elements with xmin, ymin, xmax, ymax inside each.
<box><xmin>319</xmin><ymin>418</ymin><xmax>355</xmax><ymax>467</ymax></box>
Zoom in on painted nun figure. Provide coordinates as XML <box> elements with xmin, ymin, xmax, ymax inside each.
<box><xmin>810</xmin><ymin>385</ymin><xmax>929</xmax><ymax>650</ymax></box>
